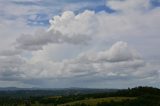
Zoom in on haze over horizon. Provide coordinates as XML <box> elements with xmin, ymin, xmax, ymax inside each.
<box><xmin>0</xmin><ymin>0</ymin><xmax>160</xmax><ymax>88</ymax></box>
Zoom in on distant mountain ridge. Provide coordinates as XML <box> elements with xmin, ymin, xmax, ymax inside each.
<box><xmin>0</xmin><ymin>87</ymin><xmax>118</xmax><ymax>97</ymax></box>
<box><xmin>0</xmin><ymin>87</ymin><xmax>38</xmax><ymax>91</ymax></box>
<box><xmin>0</xmin><ymin>87</ymin><xmax>119</xmax><ymax>91</ymax></box>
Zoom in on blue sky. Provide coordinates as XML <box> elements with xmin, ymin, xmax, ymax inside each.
<box><xmin>0</xmin><ymin>0</ymin><xmax>160</xmax><ymax>88</ymax></box>
<box><xmin>2</xmin><ymin>0</ymin><xmax>109</xmax><ymax>26</ymax></box>
<box><xmin>1</xmin><ymin>0</ymin><xmax>159</xmax><ymax>26</ymax></box>
<box><xmin>21</xmin><ymin>0</ymin><xmax>112</xmax><ymax>26</ymax></box>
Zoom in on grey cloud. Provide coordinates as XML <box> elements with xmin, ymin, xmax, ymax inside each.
<box><xmin>16</xmin><ymin>30</ymin><xmax>60</xmax><ymax>50</ymax></box>
<box><xmin>0</xmin><ymin>49</ymin><xmax>22</xmax><ymax>56</ymax></box>
<box><xmin>0</xmin><ymin>56</ymin><xmax>25</xmax><ymax>81</ymax></box>
<box><xmin>74</xmin><ymin>41</ymin><xmax>141</xmax><ymax>63</ymax></box>
<box><xmin>0</xmin><ymin>56</ymin><xmax>25</xmax><ymax>68</ymax></box>
<box><xmin>16</xmin><ymin>29</ymin><xmax>91</xmax><ymax>51</ymax></box>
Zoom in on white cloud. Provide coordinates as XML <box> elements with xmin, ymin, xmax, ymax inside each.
<box><xmin>68</xmin><ymin>41</ymin><xmax>140</xmax><ymax>65</ymax></box>
<box><xmin>49</xmin><ymin>10</ymin><xmax>97</xmax><ymax>36</ymax></box>
<box><xmin>16</xmin><ymin>3</ymin><xmax>160</xmax><ymax>54</ymax></box>
<box><xmin>18</xmin><ymin>41</ymin><xmax>158</xmax><ymax>87</ymax></box>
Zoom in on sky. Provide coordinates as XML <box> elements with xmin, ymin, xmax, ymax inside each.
<box><xmin>0</xmin><ymin>0</ymin><xmax>160</xmax><ymax>88</ymax></box>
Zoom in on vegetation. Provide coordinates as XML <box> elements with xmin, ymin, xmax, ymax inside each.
<box><xmin>59</xmin><ymin>97</ymin><xmax>136</xmax><ymax>106</ymax></box>
<box><xmin>0</xmin><ymin>86</ymin><xmax>159</xmax><ymax>106</ymax></box>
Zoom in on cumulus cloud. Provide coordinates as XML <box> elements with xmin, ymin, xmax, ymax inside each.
<box><xmin>15</xmin><ymin>0</ymin><xmax>160</xmax><ymax>52</ymax></box>
<box><xmin>1</xmin><ymin>41</ymin><xmax>159</xmax><ymax>87</ymax></box>
<box><xmin>48</xmin><ymin>10</ymin><xmax>96</xmax><ymax>36</ymax></box>
<box><xmin>3</xmin><ymin>41</ymin><xmax>146</xmax><ymax>81</ymax></box>
<box><xmin>18</xmin><ymin>41</ymin><xmax>158</xmax><ymax>87</ymax></box>
<box><xmin>75</xmin><ymin>41</ymin><xmax>141</xmax><ymax>63</ymax></box>
<box><xmin>15</xmin><ymin>10</ymin><xmax>98</xmax><ymax>51</ymax></box>
<box><xmin>60</xmin><ymin>41</ymin><xmax>147</xmax><ymax>78</ymax></box>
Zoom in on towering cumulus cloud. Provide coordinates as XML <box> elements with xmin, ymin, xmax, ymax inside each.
<box><xmin>0</xmin><ymin>0</ymin><xmax>159</xmax><ymax>88</ymax></box>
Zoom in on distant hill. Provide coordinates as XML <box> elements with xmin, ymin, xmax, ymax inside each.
<box><xmin>0</xmin><ymin>87</ymin><xmax>118</xmax><ymax>97</ymax></box>
<box><xmin>0</xmin><ymin>87</ymin><xmax>39</xmax><ymax>91</ymax></box>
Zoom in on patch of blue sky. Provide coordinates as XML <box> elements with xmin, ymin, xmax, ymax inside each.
<box><xmin>27</xmin><ymin>13</ymin><xmax>50</xmax><ymax>27</ymax></box>
<box><xmin>89</xmin><ymin>5</ymin><xmax>114</xmax><ymax>13</ymax></box>
<box><xmin>74</xmin><ymin>4</ymin><xmax>115</xmax><ymax>14</ymax></box>
<box><xmin>11</xmin><ymin>0</ymin><xmax>160</xmax><ymax>9</ymax></box>
<box><xmin>151</xmin><ymin>0</ymin><xmax>160</xmax><ymax>7</ymax></box>
<box><xmin>10</xmin><ymin>0</ymin><xmax>115</xmax><ymax>27</ymax></box>
<box><xmin>12</xmin><ymin>0</ymin><xmax>65</xmax><ymax>7</ymax></box>
<box><xmin>11</xmin><ymin>1</ymin><xmax>38</xmax><ymax>6</ymax></box>
<box><xmin>21</xmin><ymin>52</ymin><xmax>33</xmax><ymax>60</ymax></box>
<box><xmin>27</xmin><ymin>19</ymin><xmax>49</xmax><ymax>27</ymax></box>
<box><xmin>11</xmin><ymin>0</ymin><xmax>106</xmax><ymax>8</ymax></box>
<box><xmin>61</xmin><ymin>0</ymin><xmax>106</xmax><ymax>3</ymax></box>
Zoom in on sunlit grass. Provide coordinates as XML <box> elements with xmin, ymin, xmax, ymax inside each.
<box><xmin>58</xmin><ymin>97</ymin><xmax>136</xmax><ymax>106</ymax></box>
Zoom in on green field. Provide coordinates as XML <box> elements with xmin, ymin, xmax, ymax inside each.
<box><xmin>58</xmin><ymin>97</ymin><xmax>136</xmax><ymax>106</ymax></box>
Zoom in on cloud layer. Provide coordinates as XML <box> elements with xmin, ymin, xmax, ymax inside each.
<box><xmin>0</xmin><ymin>0</ymin><xmax>160</xmax><ymax>88</ymax></box>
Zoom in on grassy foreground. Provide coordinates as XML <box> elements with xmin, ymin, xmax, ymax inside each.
<box><xmin>58</xmin><ymin>97</ymin><xmax>136</xmax><ymax>106</ymax></box>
